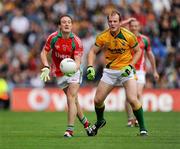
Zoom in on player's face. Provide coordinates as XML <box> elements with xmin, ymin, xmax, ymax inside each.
<box><xmin>108</xmin><ymin>14</ymin><xmax>120</xmax><ymax>33</ymax></box>
<box><xmin>129</xmin><ymin>21</ymin><xmax>140</xmax><ymax>35</ymax></box>
<box><xmin>59</xmin><ymin>16</ymin><xmax>72</xmax><ymax>33</ymax></box>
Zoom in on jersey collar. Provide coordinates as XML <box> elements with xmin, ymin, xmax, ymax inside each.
<box><xmin>110</xmin><ymin>28</ymin><xmax>121</xmax><ymax>37</ymax></box>
<box><xmin>115</xmin><ymin>28</ymin><xmax>127</xmax><ymax>41</ymax></box>
<box><xmin>57</xmin><ymin>31</ymin><xmax>74</xmax><ymax>38</ymax></box>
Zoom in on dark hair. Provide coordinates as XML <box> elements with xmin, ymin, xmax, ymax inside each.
<box><xmin>107</xmin><ymin>10</ymin><xmax>121</xmax><ymax>21</ymax></box>
<box><xmin>57</xmin><ymin>14</ymin><xmax>73</xmax><ymax>25</ymax></box>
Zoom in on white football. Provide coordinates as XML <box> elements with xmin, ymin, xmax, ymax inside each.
<box><xmin>60</xmin><ymin>58</ymin><xmax>77</xmax><ymax>74</ymax></box>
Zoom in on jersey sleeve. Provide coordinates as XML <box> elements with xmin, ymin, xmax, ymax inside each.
<box><xmin>43</xmin><ymin>34</ymin><xmax>54</xmax><ymax>52</ymax></box>
<box><xmin>144</xmin><ymin>36</ymin><xmax>151</xmax><ymax>52</ymax></box>
<box><xmin>95</xmin><ymin>34</ymin><xmax>104</xmax><ymax>47</ymax></box>
<box><xmin>74</xmin><ymin>36</ymin><xmax>83</xmax><ymax>57</ymax></box>
<box><xmin>129</xmin><ymin>34</ymin><xmax>138</xmax><ymax>48</ymax></box>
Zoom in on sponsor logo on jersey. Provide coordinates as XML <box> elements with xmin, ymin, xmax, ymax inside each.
<box><xmin>108</xmin><ymin>48</ymin><xmax>126</xmax><ymax>54</ymax></box>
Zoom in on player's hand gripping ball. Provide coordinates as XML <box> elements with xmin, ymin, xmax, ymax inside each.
<box><xmin>60</xmin><ymin>58</ymin><xmax>77</xmax><ymax>77</ymax></box>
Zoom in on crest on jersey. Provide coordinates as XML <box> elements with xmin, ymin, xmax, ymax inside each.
<box><xmin>62</xmin><ymin>44</ymin><xmax>67</xmax><ymax>51</ymax></box>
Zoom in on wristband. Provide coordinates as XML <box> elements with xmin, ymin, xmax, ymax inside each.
<box><xmin>44</xmin><ymin>66</ymin><xmax>50</xmax><ymax>69</ymax></box>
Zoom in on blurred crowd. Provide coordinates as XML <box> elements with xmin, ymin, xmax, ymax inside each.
<box><xmin>0</xmin><ymin>0</ymin><xmax>180</xmax><ymax>91</ymax></box>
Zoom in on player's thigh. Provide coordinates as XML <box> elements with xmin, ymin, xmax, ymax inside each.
<box><xmin>123</xmin><ymin>79</ymin><xmax>138</xmax><ymax>102</ymax></box>
<box><xmin>94</xmin><ymin>80</ymin><xmax>114</xmax><ymax>104</ymax></box>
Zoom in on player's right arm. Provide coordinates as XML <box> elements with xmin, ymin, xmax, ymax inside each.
<box><xmin>86</xmin><ymin>45</ymin><xmax>101</xmax><ymax>80</ymax></box>
<box><xmin>87</xmin><ymin>33</ymin><xmax>104</xmax><ymax>80</ymax></box>
<box><xmin>40</xmin><ymin>48</ymin><xmax>51</xmax><ymax>82</ymax></box>
<box><xmin>87</xmin><ymin>45</ymin><xmax>101</xmax><ymax>67</ymax></box>
<box><xmin>40</xmin><ymin>34</ymin><xmax>53</xmax><ymax>82</ymax></box>
<box><xmin>87</xmin><ymin>32</ymin><xmax>104</xmax><ymax>66</ymax></box>
<box><xmin>40</xmin><ymin>33</ymin><xmax>55</xmax><ymax>67</ymax></box>
<box><xmin>40</xmin><ymin>48</ymin><xmax>49</xmax><ymax>68</ymax></box>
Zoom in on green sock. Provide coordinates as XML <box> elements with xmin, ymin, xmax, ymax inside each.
<box><xmin>133</xmin><ymin>107</ymin><xmax>146</xmax><ymax>131</ymax></box>
<box><xmin>95</xmin><ymin>105</ymin><xmax>105</xmax><ymax>121</ymax></box>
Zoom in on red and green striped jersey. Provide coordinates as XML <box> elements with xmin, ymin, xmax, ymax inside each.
<box><xmin>135</xmin><ymin>34</ymin><xmax>151</xmax><ymax>71</ymax></box>
<box><xmin>43</xmin><ymin>31</ymin><xmax>83</xmax><ymax>77</ymax></box>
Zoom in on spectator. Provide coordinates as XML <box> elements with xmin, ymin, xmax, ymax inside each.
<box><xmin>0</xmin><ymin>0</ymin><xmax>179</xmax><ymax>89</ymax></box>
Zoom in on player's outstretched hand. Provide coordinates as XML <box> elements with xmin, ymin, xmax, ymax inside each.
<box><xmin>40</xmin><ymin>67</ymin><xmax>50</xmax><ymax>82</ymax></box>
<box><xmin>87</xmin><ymin>66</ymin><xmax>95</xmax><ymax>80</ymax></box>
<box><xmin>121</xmin><ymin>65</ymin><xmax>135</xmax><ymax>77</ymax></box>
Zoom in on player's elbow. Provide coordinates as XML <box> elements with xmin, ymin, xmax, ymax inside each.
<box><xmin>40</xmin><ymin>49</ymin><xmax>47</xmax><ymax>59</ymax></box>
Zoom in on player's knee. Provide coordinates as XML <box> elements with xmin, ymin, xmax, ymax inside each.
<box><xmin>66</xmin><ymin>94</ymin><xmax>77</xmax><ymax>105</ymax></box>
<box><xmin>94</xmin><ymin>99</ymin><xmax>100</xmax><ymax>105</ymax></box>
<box><xmin>94</xmin><ymin>98</ymin><xmax>103</xmax><ymax>106</ymax></box>
<box><xmin>137</xmin><ymin>92</ymin><xmax>142</xmax><ymax>100</ymax></box>
<box><xmin>66</xmin><ymin>90</ymin><xmax>77</xmax><ymax>98</ymax></box>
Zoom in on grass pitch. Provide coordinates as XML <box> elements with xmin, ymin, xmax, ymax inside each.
<box><xmin>0</xmin><ymin>111</ymin><xmax>179</xmax><ymax>149</ymax></box>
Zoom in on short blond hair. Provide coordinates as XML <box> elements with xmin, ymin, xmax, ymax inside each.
<box><xmin>107</xmin><ymin>10</ymin><xmax>121</xmax><ymax>21</ymax></box>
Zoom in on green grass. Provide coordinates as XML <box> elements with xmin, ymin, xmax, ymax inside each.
<box><xmin>0</xmin><ymin>111</ymin><xmax>180</xmax><ymax>149</ymax></box>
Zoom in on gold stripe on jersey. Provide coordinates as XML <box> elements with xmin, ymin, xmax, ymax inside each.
<box><xmin>95</xmin><ymin>27</ymin><xmax>138</xmax><ymax>70</ymax></box>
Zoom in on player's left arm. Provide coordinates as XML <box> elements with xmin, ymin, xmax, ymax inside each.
<box><xmin>145</xmin><ymin>37</ymin><xmax>159</xmax><ymax>80</ymax></box>
<box><xmin>120</xmin><ymin>44</ymin><xmax>141</xmax><ymax>77</ymax></box>
<box><xmin>146</xmin><ymin>50</ymin><xmax>159</xmax><ymax>80</ymax></box>
<box><xmin>73</xmin><ymin>37</ymin><xmax>83</xmax><ymax>70</ymax></box>
<box><xmin>74</xmin><ymin>54</ymin><xmax>81</xmax><ymax>70</ymax></box>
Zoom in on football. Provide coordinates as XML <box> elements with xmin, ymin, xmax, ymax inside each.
<box><xmin>60</xmin><ymin>58</ymin><xmax>77</xmax><ymax>74</ymax></box>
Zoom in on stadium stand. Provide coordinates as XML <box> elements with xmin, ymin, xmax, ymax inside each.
<box><xmin>0</xmin><ymin>0</ymin><xmax>179</xmax><ymax>90</ymax></box>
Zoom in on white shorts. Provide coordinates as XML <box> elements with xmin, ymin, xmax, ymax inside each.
<box><xmin>101</xmin><ymin>68</ymin><xmax>136</xmax><ymax>86</ymax></box>
<box><xmin>56</xmin><ymin>70</ymin><xmax>82</xmax><ymax>89</ymax></box>
<box><xmin>136</xmin><ymin>70</ymin><xmax>146</xmax><ymax>84</ymax></box>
